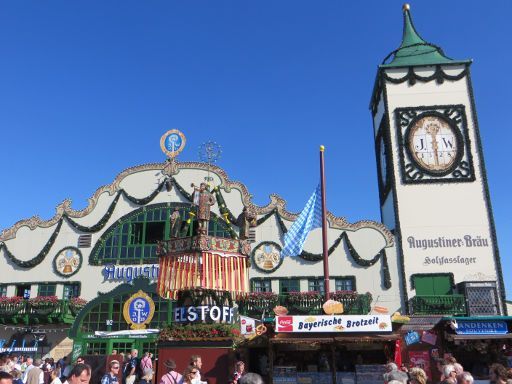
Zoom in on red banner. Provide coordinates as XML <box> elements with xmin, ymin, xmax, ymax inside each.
<box><xmin>394</xmin><ymin>339</ymin><xmax>402</xmax><ymax>366</ymax></box>
<box><xmin>408</xmin><ymin>350</ymin><xmax>432</xmax><ymax>380</ymax></box>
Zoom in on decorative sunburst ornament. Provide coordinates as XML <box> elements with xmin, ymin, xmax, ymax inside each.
<box><xmin>199</xmin><ymin>141</ymin><xmax>222</xmax><ymax>185</ymax></box>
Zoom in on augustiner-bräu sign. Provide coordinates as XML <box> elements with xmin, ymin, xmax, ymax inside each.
<box><xmin>275</xmin><ymin>315</ymin><xmax>392</xmax><ymax>333</ymax></box>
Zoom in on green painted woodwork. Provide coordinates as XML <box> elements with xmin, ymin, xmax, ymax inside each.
<box><xmin>90</xmin><ymin>203</ymin><xmax>232</xmax><ymax>265</ymax></box>
<box><xmin>381</xmin><ymin>7</ymin><xmax>467</xmax><ymax>68</ymax></box>
<box><xmin>409</xmin><ymin>294</ymin><xmax>467</xmax><ymax>315</ymax></box>
<box><xmin>69</xmin><ymin>278</ymin><xmax>173</xmax><ymax>338</ymax></box>
<box><xmin>413</xmin><ymin>275</ymin><xmax>452</xmax><ymax>296</ymax></box>
<box><xmin>69</xmin><ymin>278</ymin><xmax>172</xmax><ymax>359</ymax></box>
<box><xmin>279</xmin><ymin>279</ymin><xmax>300</xmax><ymax>294</ymax></box>
<box><xmin>0</xmin><ymin>299</ymin><xmax>77</xmax><ymax>325</ymax></box>
<box><xmin>238</xmin><ymin>292</ymin><xmax>372</xmax><ymax>318</ymax></box>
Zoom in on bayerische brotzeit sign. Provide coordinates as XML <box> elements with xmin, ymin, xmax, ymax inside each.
<box><xmin>275</xmin><ymin>315</ymin><xmax>392</xmax><ymax>333</ymax></box>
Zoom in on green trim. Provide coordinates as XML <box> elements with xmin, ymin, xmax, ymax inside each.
<box><xmin>381</xmin><ymin>8</ymin><xmax>467</xmax><ymax>67</ymax></box>
<box><xmin>53</xmin><ymin>247</ymin><xmax>83</xmax><ymax>278</ymax></box>
<box><xmin>68</xmin><ymin>278</ymin><xmax>156</xmax><ymax>341</ymax></box>
<box><xmin>89</xmin><ymin>203</ymin><xmax>232</xmax><ymax>265</ymax></box>
<box><xmin>410</xmin><ymin>273</ymin><xmax>455</xmax><ymax>291</ymax></box>
<box><xmin>250</xmin><ymin>276</ymin><xmax>357</xmax><ymax>288</ymax></box>
<box><xmin>37</xmin><ymin>283</ymin><xmax>57</xmax><ymax>297</ymax></box>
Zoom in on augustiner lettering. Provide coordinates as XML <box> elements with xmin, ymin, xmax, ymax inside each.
<box><xmin>407</xmin><ymin>235</ymin><xmax>489</xmax><ymax>250</ymax></box>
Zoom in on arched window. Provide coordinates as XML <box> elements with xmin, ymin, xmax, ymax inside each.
<box><xmin>90</xmin><ymin>203</ymin><xmax>232</xmax><ymax>265</ymax></box>
<box><xmin>79</xmin><ymin>290</ymin><xmax>171</xmax><ymax>333</ymax></box>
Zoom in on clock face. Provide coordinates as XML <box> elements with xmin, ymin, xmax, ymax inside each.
<box><xmin>395</xmin><ymin>106</ymin><xmax>474</xmax><ymax>184</ymax></box>
<box><xmin>379</xmin><ymin>136</ymin><xmax>387</xmax><ymax>185</ymax></box>
<box><xmin>407</xmin><ymin>115</ymin><xmax>458</xmax><ymax>173</ymax></box>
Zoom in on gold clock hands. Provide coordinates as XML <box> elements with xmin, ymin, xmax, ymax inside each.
<box><xmin>426</xmin><ymin>123</ymin><xmax>440</xmax><ymax>167</ymax></box>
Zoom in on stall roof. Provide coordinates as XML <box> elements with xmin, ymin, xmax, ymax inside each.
<box><xmin>446</xmin><ymin>334</ymin><xmax>512</xmax><ymax>341</ymax></box>
<box><xmin>399</xmin><ymin>316</ymin><xmax>443</xmax><ymax>331</ymax></box>
<box><xmin>441</xmin><ymin>316</ymin><xmax>512</xmax><ymax>321</ymax></box>
<box><xmin>270</xmin><ymin>333</ymin><xmax>399</xmax><ymax>344</ymax></box>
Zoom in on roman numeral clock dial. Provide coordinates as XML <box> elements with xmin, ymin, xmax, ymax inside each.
<box><xmin>395</xmin><ymin>106</ymin><xmax>475</xmax><ymax>183</ymax></box>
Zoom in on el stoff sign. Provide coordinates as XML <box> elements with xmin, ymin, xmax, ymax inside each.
<box><xmin>275</xmin><ymin>315</ymin><xmax>392</xmax><ymax>333</ymax></box>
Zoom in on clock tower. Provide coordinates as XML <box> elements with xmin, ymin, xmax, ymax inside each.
<box><xmin>371</xmin><ymin>4</ymin><xmax>506</xmax><ymax>315</ymax></box>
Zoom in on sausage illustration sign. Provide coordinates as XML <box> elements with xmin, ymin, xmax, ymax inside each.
<box><xmin>275</xmin><ymin>315</ymin><xmax>391</xmax><ymax>333</ymax></box>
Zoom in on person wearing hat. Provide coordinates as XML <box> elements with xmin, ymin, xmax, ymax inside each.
<box><xmin>159</xmin><ymin>360</ymin><xmax>182</xmax><ymax>384</ymax></box>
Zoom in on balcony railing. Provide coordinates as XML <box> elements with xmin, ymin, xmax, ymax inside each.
<box><xmin>0</xmin><ymin>298</ymin><xmax>86</xmax><ymax>325</ymax></box>
<box><xmin>238</xmin><ymin>292</ymin><xmax>372</xmax><ymax>317</ymax></box>
<box><xmin>408</xmin><ymin>295</ymin><xmax>467</xmax><ymax>316</ymax></box>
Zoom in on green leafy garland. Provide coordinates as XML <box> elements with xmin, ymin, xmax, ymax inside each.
<box><xmin>254</xmin><ymin>208</ymin><xmax>392</xmax><ymax>289</ymax></box>
<box><xmin>170</xmin><ymin>177</ymin><xmax>193</xmax><ymax>202</ymax></box>
<box><xmin>343</xmin><ymin>232</ymin><xmax>391</xmax><ymax>289</ymax></box>
<box><xmin>53</xmin><ymin>247</ymin><xmax>83</xmax><ymax>278</ymax></box>
<box><xmin>65</xmin><ymin>181</ymin><xmax>166</xmax><ymax>232</ymax></box>
<box><xmin>64</xmin><ymin>193</ymin><xmax>121</xmax><ymax>233</ymax></box>
<box><xmin>213</xmin><ymin>187</ymin><xmax>237</xmax><ymax>223</ymax></box>
<box><xmin>256</xmin><ymin>208</ymin><xmax>288</xmax><ymax>234</ymax></box>
<box><xmin>1</xmin><ymin>179</ymin><xmax>169</xmax><ymax>269</ymax></box>
<box><xmin>1</xmin><ymin>219</ymin><xmax>63</xmax><ymax>269</ymax></box>
<box><xmin>299</xmin><ymin>234</ymin><xmax>343</xmax><ymax>261</ymax></box>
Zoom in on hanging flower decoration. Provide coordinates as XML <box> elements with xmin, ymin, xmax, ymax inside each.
<box><xmin>28</xmin><ymin>296</ymin><xmax>59</xmax><ymax>308</ymax></box>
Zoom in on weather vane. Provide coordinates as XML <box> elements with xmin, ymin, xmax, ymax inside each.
<box><xmin>198</xmin><ymin>141</ymin><xmax>222</xmax><ymax>185</ymax></box>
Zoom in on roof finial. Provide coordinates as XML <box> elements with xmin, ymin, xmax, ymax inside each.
<box><xmin>380</xmin><ymin>2</ymin><xmax>464</xmax><ymax>67</ymax></box>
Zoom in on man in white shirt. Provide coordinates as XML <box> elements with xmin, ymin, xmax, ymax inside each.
<box><xmin>22</xmin><ymin>358</ymin><xmax>34</xmax><ymax>384</ymax></box>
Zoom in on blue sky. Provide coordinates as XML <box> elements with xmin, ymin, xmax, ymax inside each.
<box><xmin>0</xmin><ymin>1</ymin><xmax>510</xmax><ymax>297</ymax></box>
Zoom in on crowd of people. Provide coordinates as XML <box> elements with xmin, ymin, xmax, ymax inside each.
<box><xmin>383</xmin><ymin>357</ymin><xmax>512</xmax><ymax>384</ymax></box>
<box><xmin>158</xmin><ymin>355</ymin><xmax>260</xmax><ymax>384</ymax></box>
<box><xmin>0</xmin><ymin>354</ymin><xmax>91</xmax><ymax>384</ymax></box>
<box><xmin>10</xmin><ymin>351</ymin><xmax>512</xmax><ymax>384</ymax></box>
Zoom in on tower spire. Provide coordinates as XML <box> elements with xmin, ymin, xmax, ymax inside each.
<box><xmin>381</xmin><ymin>4</ymin><xmax>464</xmax><ymax>67</ymax></box>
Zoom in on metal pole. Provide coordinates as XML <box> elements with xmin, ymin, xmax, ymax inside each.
<box><xmin>320</xmin><ymin>145</ymin><xmax>330</xmax><ymax>300</ymax></box>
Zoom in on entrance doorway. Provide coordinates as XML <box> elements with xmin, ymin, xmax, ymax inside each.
<box><xmin>84</xmin><ymin>338</ymin><xmax>158</xmax><ymax>358</ymax></box>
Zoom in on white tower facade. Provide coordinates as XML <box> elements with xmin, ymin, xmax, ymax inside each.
<box><xmin>371</xmin><ymin>5</ymin><xmax>505</xmax><ymax>315</ymax></box>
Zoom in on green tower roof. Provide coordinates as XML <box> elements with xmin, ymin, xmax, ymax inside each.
<box><xmin>380</xmin><ymin>4</ymin><xmax>469</xmax><ymax>68</ymax></box>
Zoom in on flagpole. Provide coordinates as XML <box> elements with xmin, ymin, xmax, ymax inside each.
<box><xmin>320</xmin><ymin>145</ymin><xmax>330</xmax><ymax>300</ymax></box>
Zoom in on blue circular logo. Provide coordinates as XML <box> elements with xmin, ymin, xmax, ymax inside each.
<box><xmin>160</xmin><ymin>129</ymin><xmax>186</xmax><ymax>158</ymax></box>
<box><xmin>123</xmin><ymin>290</ymin><xmax>155</xmax><ymax>329</ymax></box>
<box><xmin>165</xmin><ymin>133</ymin><xmax>183</xmax><ymax>152</ymax></box>
<box><xmin>128</xmin><ymin>298</ymin><xmax>151</xmax><ymax>324</ymax></box>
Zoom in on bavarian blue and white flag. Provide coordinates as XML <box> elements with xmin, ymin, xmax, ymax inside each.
<box><xmin>281</xmin><ymin>184</ymin><xmax>322</xmax><ymax>257</ymax></box>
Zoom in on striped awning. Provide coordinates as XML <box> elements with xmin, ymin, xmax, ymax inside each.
<box><xmin>158</xmin><ymin>251</ymin><xmax>249</xmax><ymax>298</ymax></box>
